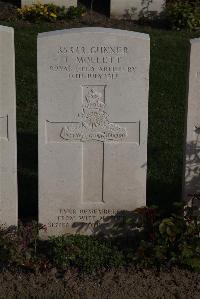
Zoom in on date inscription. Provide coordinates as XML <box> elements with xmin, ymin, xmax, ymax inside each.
<box><xmin>48</xmin><ymin>208</ymin><xmax>128</xmax><ymax>229</ymax></box>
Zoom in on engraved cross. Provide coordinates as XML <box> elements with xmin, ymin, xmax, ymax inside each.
<box><xmin>46</xmin><ymin>85</ymin><xmax>140</xmax><ymax>203</ymax></box>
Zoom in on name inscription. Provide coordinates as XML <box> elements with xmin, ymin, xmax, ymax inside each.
<box><xmin>49</xmin><ymin>44</ymin><xmax>136</xmax><ymax>80</ymax></box>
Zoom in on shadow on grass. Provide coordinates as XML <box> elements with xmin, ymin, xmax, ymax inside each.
<box><xmin>1</xmin><ymin>0</ymin><xmax>20</xmax><ymax>7</ymax></box>
<box><xmin>147</xmin><ymin>176</ymin><xmax>182</xmax><ymax>215</ymax></box>
<box><xmin>18</xmin><ymin>132</ymin><xmax>38</xmax><ymax>222</ymax></box>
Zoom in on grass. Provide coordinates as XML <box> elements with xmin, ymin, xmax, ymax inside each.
<box><xmin>0</xmin><ymin>17</ymin><xmax>199</xmax><ymax>220</ymax></box>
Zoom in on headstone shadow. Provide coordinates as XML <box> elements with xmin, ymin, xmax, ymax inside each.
<box><xmin>78</xmin><ymin>0</ymin><xmax>110</xmax><ymax>16</ymax></box>
<box><xmin>122</xmin><ymin>0</ymin><xmax>166</xmax><ymax>28</ymax></box>
<box><xmin>72</xmin><ymin>210</ymin><xmax>145</xmax><ymax>246</ymax></box>
<box><xmin>184</xmin><ymin>128</ymin><xmax>200</xmax><ymax>216</ymax></box>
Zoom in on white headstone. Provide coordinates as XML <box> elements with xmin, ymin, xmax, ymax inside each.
<box><xmin>183</xmin><ymin>38</ymin><xmax>200</xmax><ymax>208</ymax></box>
<box><xmin>0</xmin><ymin>26</ymin><xmax>17</xmax><ymax>227</ymax></box>
<box><xmin>110</xmin><ymin>0</ymin><xmax>165</xmax><ymax>20</ymax></box>
<box><xmin>38</xmin><ymin>27</ymin><xmax>149</xmax><ymax>236</ymax></box>
<box><xmin>21</xmin><ymin>0</ymin><xmax>77</xmax><ymax>8</ymax></box>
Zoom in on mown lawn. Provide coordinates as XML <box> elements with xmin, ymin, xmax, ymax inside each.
<box><xmin>0</xmin><ymin>18</ymin><xmax>199</xmax><ymax>220</ymax></box>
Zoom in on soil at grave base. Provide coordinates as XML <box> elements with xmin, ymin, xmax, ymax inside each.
<box><xmin>0</xmin><ymin>267</ymin><xmax>199</xmax><ymax>299</ymax></box>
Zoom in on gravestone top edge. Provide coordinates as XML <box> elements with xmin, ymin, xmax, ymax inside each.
<box><xmin>0</xmin><ymin>25</ymin><xmax>14</xmax><ymax>33</ymax></box>
<box><xmin>38</xmin><ymin>27</ymin><xmax>150</xmax><ymax>40</ymax></box>
<box><xmin>190</xmin><ymin>38</ymin><xmax>200</xmax><ymax>44</ymax></box>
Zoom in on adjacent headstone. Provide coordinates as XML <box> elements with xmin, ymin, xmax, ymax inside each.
<box><xmin>38</xmin><ymin>27</ymin><xmax>150</xmax><ymax>236</ymax></box>
<box><xmin>21</xmin><ymin>0</ymin><xmax>77</xmax><ymax>8</ymax></box>
<box><xmin>183</xmin><ymin>38</ymin><xmax>200</xmax><ymax>211</ymax></box>
<box><xmin>110</xmin><ymin>0</ymin><xmax>165</xmax><ymax>20</ymax></box>
<box><xmin>0</xmin><ymin>26</ymin><xmax>17</xmax><ymax>227</ymax></box>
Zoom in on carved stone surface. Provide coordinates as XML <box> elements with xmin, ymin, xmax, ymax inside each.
<box><xmin>59</xmin><ymin>88</ymin><xmax>128</xmax><ymax>142</ymax></box>
<box><xmin>110</xmin><ymin>0</ymin><xmax>165</xmax><ymax>20</ymax></box>
<box><xmin>0</xmin><ymin>26</ymin><xmax>18</xmax><ymax>227</ymax></box>
<box><xmin>183</xmin><ymin>38</ymin><xmax>200</xmax><ymax>214</ymax></box>
<box><xmin>21</xmin><ymin>0</ymin><xmax>77</xmax><ymax>8</ymax></box>
<box><xmin>38</xmin><ymin>27</ymin><xmax>150</xmax><ymax>236</ymax></box>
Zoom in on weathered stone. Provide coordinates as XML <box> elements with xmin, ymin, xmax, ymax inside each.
<box><xmin>183</xmin><ymin>38</ymin><xmax>200</xmax><ymax>214</ymax></box>
<box><xmin>110</xmin><ymin>0</ymin><xmax>165</xmax><ymax>20</ymax></box>
<box><xmin>0</xmin><ymin>26</ymin><xmax>17</xmax><ymax>227</ymax></box>
<box><xmin>21</xmin><ymin>0</ymin><xmax>77</xmax><ymax>8</ymax></box>
<box><xmin>38</xmin><ymin>27</ymin><xmax>149</xmax><ymax>236</ymax></box>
